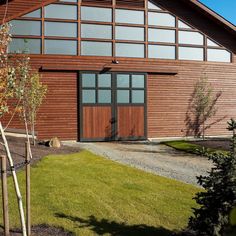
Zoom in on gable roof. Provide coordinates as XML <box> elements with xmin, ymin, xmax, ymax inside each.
<box><xmin>184</xmin><ymin>0</ymin><xmax>235</xmax><ymax>34</ymax></box>
<box><xmin>1</xmin><ymin>0</ymin><xmax>235</xmax><ymax>52</ymax></box>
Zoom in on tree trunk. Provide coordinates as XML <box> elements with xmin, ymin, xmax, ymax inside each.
<box><xmin>31</xmin><ymin>115</ymin><xmax>36</xmax><ymax>146</ymax></box>
<box><xmin>233</xmin><ymin>129</ymin><xmax>236</xmax><ymax>158</ymax></box>
<box><xmin>23</xmin><ymin>111</ymin><xmax>33</xmax><ymax>159</ymax></box>
<box><xmin>203</xmin><ymin>121</ymin><xmax>205</xmax><ymax>140</ymax></box>
<box><xmin>0</xmin><ymin>122</ymin><xmax>27</xmax><ymax>236</ymax></box>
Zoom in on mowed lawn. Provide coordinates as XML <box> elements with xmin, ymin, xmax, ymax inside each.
<box><xmin>1</xmin><ymin>151</ymin><xmax>199</xmax><ymax>236</ymax></box>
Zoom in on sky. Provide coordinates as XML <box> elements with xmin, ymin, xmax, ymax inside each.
<box><xmin>199</xmin><ymin>0</ymin><xmax>236</xmax><ymax>25</ymax></box>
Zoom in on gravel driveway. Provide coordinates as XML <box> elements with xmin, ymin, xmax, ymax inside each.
<box><xmin>64</xmin><ymin>141</ymin><xmax>213</xmax><ymax>186</ymax></box>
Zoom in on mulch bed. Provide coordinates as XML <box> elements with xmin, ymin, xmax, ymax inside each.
<box><xmin>0</xmin><ymin>224</ymin><xmax>73</xmax><ymax>236</ymax></box>
<box><xmin>0</xmin><ymin>135</ymin><xmax>81</xmax><ymax>172</ymax></box>
<box><xmin>191</xmin><ymin>139</ymin><xmax>231</xmax><ymax>152</ymax></box>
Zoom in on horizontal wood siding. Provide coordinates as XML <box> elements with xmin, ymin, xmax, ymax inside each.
<box><xmin>148</xmin><ymin>61</ymin><xmax>236</xmax><ymax>138</ymax></box>
<box><xmin>37</xmin><ymin>72</ymin><xmax>78</xmax><ymax>140</ymax></box>
<box><xmin>1</xmin><ymin>71</ymin><xmax>78</xmax><ymax>140</ymax></box>
<box><xmin>117</xmin><ymin>106</ymin><xmax>145</xmax><ymax>138</ymax></box>
<box><xmin>82</xmin><ymin>106</ymin><xmax>112</xmax><ymax>139</ymax></box>
<box><xmin>2</xmin><ymin>54</ymin><xmax>236</xmax><ymax>140</ymax></box>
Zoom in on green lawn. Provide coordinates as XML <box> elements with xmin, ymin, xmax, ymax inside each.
<box><xmin>1</xmin><ymin>151</ymin><xmax>199</xmax><ymax>235</ymax></box>
<box><xmin>164</xmin><ymin>140</ymin><xmax>227</xmax><ymax>156</ymax></box>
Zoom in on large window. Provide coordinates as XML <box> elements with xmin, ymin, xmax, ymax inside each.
<box><xmin>22</xmin><ymin>9</ymin><xmax>41</xmax><ymax>18</ymax></box>
<box><xmin>45</xmin><ymin>22</ymin><xmax>77</xmax><ymax>37</ymax></box>
<box><xmin>148</xmin><ymin>45</ymin><xmax>175</xmax><ymax>59</ymax></box>
<box><xmin>178</xmin><ymin>20</ymin><xmax>192</xmax><ymax>29</ymax></box>
<box><xmin>81</xmin><ymin>6</ymin><xmax>112</xmax><ymax>22</ymax></box>
<box><xmin>117</xmin><ymin>74</ymin><xmax>145</xmax><ymax>104</ymax></box>
<box><xmin>179</xmin><ymin>31</ymin><xmax>204</xmax><ymax>45</ymax></box>
<box><xmin>116</xmin><ymin>9</ymin><xmax>144</xmax><ymax>24</ymax></box>
<box><xmin>148</xmin><ymin>12</ymin><xmax>175</xmax><ymax>27</ymax></box>
<box><xmin>207</xmin><ymin>39</ymin><xmax>220</xmax><ymax>47</ymax></box>
<box><xmin>81</xmin><ymin>24</ymin><xmax>112</xmax><ymax>39</ymax></box>
<box><xmin>11</xmin><ymin>20</ymin><xmax>41</xmax><ymax>36</ymax></box>
<box><xmin>9</xmin><ymin>38</ymin><xmax>41</xmax><ymax>54</ymax></box>
<box><xmin>81</xmin><ymin>72</ymin><xmax>145</xmax><ymax>105</ymax></box>
<box><xmin>116</xmin><ymin>43</ymin><xmax>145</xmax><ymax>58</ymax></box>
<box><xmin>148</xmin><ymin>28</ymin><xmax>175</xmax><ymax>43</ymax></box>
<box><xmin>148</xmin><ymin>1</ymin><xmax>162</xmax><ymax>10</ymax></box>
<box><xmin>8</xmin><ymin>0</ymin><xmax>232</xmax><ymax>62</ymax></box>
<box><xmin>45</xmin><ymin>40</ymin><xmax>77</xmax><ymax>55</ymax></box>
<box><xmin>82</xmin><ymin>73</ymin><xmax>112</xmax><ymax>104</ymax></box>
<box><xmin>207</xmin><ymin>49</ymin><xmax>231</xmax><ymax>62</ymax></box>
<box><xmin>81</xmin><ymin>41</ymin><xmax>112</xmax><ymax>56</ymax></box>
<box><xmin>116</xmin><ymin>26</ymin><xmax>145</xmax><ymax>41</ymax></box>
<box><xmin>179</xmin><ymin>47</ymin><xmax>204</xmax><ymax>61</ymax></box>
<box><xmin>45</xmin><ymin>4</ymin><xmax>77</xmax><ymax>19</ymax></box>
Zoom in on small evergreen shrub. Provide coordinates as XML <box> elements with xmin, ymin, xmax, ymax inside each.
<box><xmin>187</xmin><ymin>119</ymin><xmax>236</xmax><ymax>236</ymax></box>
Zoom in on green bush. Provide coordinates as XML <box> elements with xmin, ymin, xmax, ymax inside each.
<box><xmin>186</xmin><ymin>119</ymin><xmax>236</xmax><ymax>236</ymax></box>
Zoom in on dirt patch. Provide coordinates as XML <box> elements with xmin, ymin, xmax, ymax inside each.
<box><xmin>0</xmin><ymin>135</ymin><xmax>81</xmax><ymax>172</ymax></box>
<box><xmin>0</xmin><ymin>224</ymin><xmax>73</xmax><ymax>236</ymax></box>
<box><xmin>191</xmin><ymin>139</ymin><xmax>231</xmax><ymax>152</ymax></box>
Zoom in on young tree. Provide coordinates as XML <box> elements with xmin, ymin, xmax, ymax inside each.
<box><xmin>187</xmin><ymin>119</ymin><xmax>236</xmax><ymax>236</ymax></box>
<box><xmin>0</xmin><ymin>23</ymin><xmax>27</xmax><ymax>236</ymax></box>
<box><xmin>185</xmin><ymin>76</ymin><xmax>221</xmax><ymax>139</ymax></box>
<box><xmin>22</xmin><ymin>72</ymin><xmax>47</xmax><ymax>146</ymax></box>
<box><xmin>0</xmin><ymin>24</ymin><xmax>15</xmax><ymax>116</ymax></box>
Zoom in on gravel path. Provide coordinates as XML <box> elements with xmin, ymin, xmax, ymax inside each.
<box><xmin>64</xmin><ymin>141</ymin><xmax>213</xmax><ymax>186</ymax></box>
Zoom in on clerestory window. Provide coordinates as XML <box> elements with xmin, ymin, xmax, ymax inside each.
<box><xmin>7</xmin><ymin>0</ymin><xmax>232</xmax><ymax>63</ymax></box>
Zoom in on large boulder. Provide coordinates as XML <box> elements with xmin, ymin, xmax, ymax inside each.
<box><xmin>49</xmin><ymin>137</ymin><xmax>61</xmax><ymax>148</ymax></box>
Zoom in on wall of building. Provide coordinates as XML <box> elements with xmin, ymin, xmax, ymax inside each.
<box><xmin>37</xmin><ymin>72</ymin><xmax>78</xmax><ymax>140</ymax></box>
<box><xmin>2</xmin><ymin>70</ymin><xmax>78</xmax><ymax>140</ymax></box>
<box><xmin>2</xmin><ymin>55</ymin><xmax>236</xmax><ymax>140</ymax></box>
<box><xmin>148</xmin><ymin>58</ymin><xmax>236</xmax><ymax>138</ymax></box>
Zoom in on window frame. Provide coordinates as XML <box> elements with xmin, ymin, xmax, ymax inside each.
<box><xmin>8</xmin><ymin>1</ymin><xmax>232</xmax><ymax>63</ymax></box>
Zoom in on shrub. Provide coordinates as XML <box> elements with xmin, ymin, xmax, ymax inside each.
<box><xmin>187</xmin><ymin>119</ymin><xmax>236</xmax><ymax>236</ymax></box>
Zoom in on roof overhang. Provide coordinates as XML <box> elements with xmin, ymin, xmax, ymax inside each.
<box><xmin>182</xmin><ymin>0</ymin><xmax>236</xmax><ymax>36</ymax></box>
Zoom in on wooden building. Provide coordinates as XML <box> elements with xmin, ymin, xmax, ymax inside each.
<box><xmin>1</xmin><ymin>0</ymin><xmax>236</xmax><ymax>141</ymax></box>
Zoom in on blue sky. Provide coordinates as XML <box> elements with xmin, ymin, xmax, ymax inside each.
<box><xmin>200</xmin><ymin>0</ymin><xmax>236</xmax><ymax>25</ymax></box>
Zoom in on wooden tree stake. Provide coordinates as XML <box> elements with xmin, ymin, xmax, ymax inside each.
<box><xmin>0</xmin><ymin>122</ymin><xmax>27</xmax><ymax>236</ymax></box>
<box><xmin>1</xmin><ymin>155</ymin><xmax>10</xmax><ymax>236</ymax></box>
<box><xmin>25</xmin><ymin>141</ymin><xmax>31</xmax><ymax>236</ymax></box>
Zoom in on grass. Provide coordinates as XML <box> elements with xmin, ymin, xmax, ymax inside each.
<box><xmin>1</xmin><ymin>151</ymin><xmax>199</xmax><ymax>235</ymax></box>
<box><xmin>164</xmin><ymin>140</ymin><xmax>228</xmax><ymax>156</ymax></box>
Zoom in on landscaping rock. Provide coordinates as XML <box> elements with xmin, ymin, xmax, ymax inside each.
<box><xmin>49</xmin><ymin>137</ymin><xmax>61</xmax><ymax>148</ymax></box>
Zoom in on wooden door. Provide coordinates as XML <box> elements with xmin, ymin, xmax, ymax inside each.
<box><xmin>80</xmin><ymin>72</ymin><xmax>146</xmax><ymax>141</ymax></box>
<box><xmin>80</xmin><ymin>72</ymin><xmax>113</xmax><ymax>141</ymax></box>
<box><xmin>115</xmin><ymin>73</ymin><xmax>146</xmax><ymax>140</ymax></box>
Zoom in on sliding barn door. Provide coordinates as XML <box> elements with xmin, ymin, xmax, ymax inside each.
<box><xmin>80</xmin><ymin>72</ymin><xmax>146</xmax><ymax>141</ymax></box>
<box><xmin>80</xmin><ymin>73</ymin><xmax>113</xmax><ymax>141</ymax></box>
<box><xmin>115</xmin><ymin>73</ymin><xmax>146</xmax><ymax>140</ymax></box>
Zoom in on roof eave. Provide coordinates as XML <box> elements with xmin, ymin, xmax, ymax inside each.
<box><xmin>182</xmin><ymin>0</ymin><xmax>236</xmax><ymax>36</ymax></box>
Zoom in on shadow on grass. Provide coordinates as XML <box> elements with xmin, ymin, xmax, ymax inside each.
<box><xmin>55</xmin><ymin>213</ymin><xmax>174</xmax><ymax>236</ymax></box>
